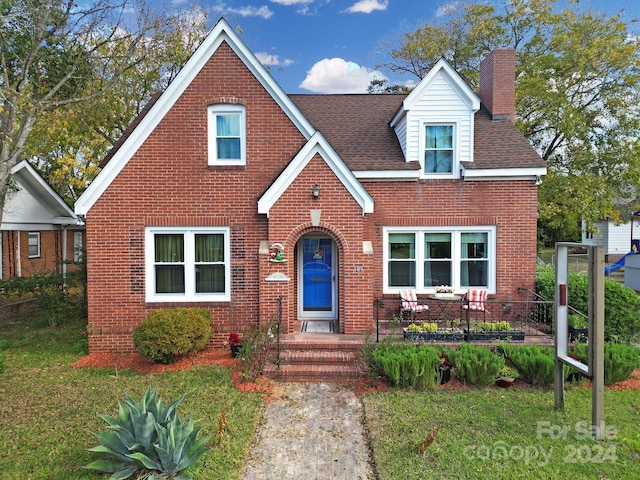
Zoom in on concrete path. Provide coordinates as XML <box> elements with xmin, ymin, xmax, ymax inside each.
<box><xmin>240</xmin><ymin>382</ymin><xmax>374</xmax><ymax>480</ymax></box>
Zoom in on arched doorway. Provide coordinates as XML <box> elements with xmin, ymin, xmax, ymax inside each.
<box><xmin>297</xmin><ymin>234</ymin><xmax>338</xmax><ymax>331</ymax></box>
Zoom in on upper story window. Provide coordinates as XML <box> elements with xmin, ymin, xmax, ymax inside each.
<box><xmin>424</xmin><ymin>125</ymin><xmax>454</xmax><ymax>174</ymax></box>
<box><xmin>28</xmin><ymin>232</ymin><xmax>40</xmax><ymax>258</ymax></box>
<box><xmin>208</xmin><ymin>105</ymin><xmax>246</xmax><ymax>165</ymax></box>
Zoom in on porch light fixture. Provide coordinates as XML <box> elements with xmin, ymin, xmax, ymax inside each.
<box><xmin>312</xmin><ymin>183</ymin><xmax>320</xmax><ymax>198</ymax></box>
<box><xmin>535</xmin><ymin>175</ymin><xmax>542</xmax><ymax>186</ymax></box>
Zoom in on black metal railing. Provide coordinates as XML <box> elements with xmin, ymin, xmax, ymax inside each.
<box><xmin>375</xmin><ymin>292</ymin><xmax>556</xmax><ymax>343</ymax></box>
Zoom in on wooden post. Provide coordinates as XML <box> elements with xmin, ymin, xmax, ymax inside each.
<box><xmin>589</xmin><ymin>246</ymin><xmax>605</xmax><ymax>440</ymax></box>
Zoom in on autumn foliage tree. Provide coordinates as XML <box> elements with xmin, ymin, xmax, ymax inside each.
<box><xmin>0</xmin><ymin>0</ymin><xmax>202</xmax><ymax>211</ymax></box>
<box><xmin>375</xmin><ymin>0</ymin><xmax>640</xmax><ymax>242</ymax></box>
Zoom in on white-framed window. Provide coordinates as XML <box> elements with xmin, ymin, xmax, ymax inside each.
<box><xmin>145</xmin><ymin>227</ymin><xmax>230</xmax><ymax>302</ymax></box>
<box><xmin>208</xmin><ymin>104</ymin><xmax>246</xmax><ymax>165</ymax></box>
<box><xmin>383</xmin><ymin>226</ymin><xmax>495</xmax><ymax>293</ymax></box>
<box><xmin>73</xmin><ymin>231</ymin><xmax>84</xmax><ymax>263</ymax></box>
<box><xmin>422</xmin><ymin>124</ymin><xmax>455</xmax><ymax>175</ymax></box>
<box><xmin>28</xmin><ymin>232</ymin><xmax>40</xmax><ymax>258</ymax></box>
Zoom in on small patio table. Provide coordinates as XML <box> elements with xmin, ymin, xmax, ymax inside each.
<box><xmin>429</xmin><ymin>295</ymin><xmax>463</xmax><ymax>328</ymax></box>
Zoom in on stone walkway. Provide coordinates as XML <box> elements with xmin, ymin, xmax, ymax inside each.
<box><xmin>240</xmin><ymin>382</ymin><xmax>374</xmax><ymax>480</ymax></box>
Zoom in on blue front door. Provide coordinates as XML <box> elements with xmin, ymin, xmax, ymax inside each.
<box><xmin>300</xmin><ymin>237</ymin><xmax>336</xmax><ymax>319</ymax></box>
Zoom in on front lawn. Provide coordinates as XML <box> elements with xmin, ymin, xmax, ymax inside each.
<box><xmin>363</xmin><ymin>386</ymin><xmax>640</xmax><ymax>480</ymax></box>
<box><xmin>0</xmin><ymin>314</ymin><xmax>263</xmax><ymax>479</ymax></box>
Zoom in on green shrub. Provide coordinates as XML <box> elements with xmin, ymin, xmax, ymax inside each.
<box><xmin>500</xmin><ymin>344</ymin><xmax>555</xmax><ymax>387</ymax></box>
<box><xmin>372</xmin><ymin>344</ymin><xmax>443</xmax><ymax>390</ymax></box>
<box><xmin>447</xmin><ymin>343</ymin><xmax>504</xmax><ymax>388</ymax></box>
<box><xmin>536</xmin><ymin>264</ymin><xmax>640</xmax><ymax>342</ymax></box>
<box><xmin>571</xmin><ymin>343</ymin><xmax>640</xmax><ymax>385</ymax></box>
<box><xmin>86</xmin><ymin>387</ymin><xmax>210</xmax><ymax>479</ymax></box>
<box><xmin>133</xmin><ymin>307</ymin><xmax>212</xmax><ymax>364</ymax></box>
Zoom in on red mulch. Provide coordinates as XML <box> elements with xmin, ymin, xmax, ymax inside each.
<box><xmin>71</xmin><ymin>349</ymin><xmax>277</xmax><ymax>400</ymax></box>
<box><xmin>71</xmin><ymin>352</ymin><xmax>640</xmax><ymax>395</ymax></box>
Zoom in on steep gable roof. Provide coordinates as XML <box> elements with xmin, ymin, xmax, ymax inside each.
<box><xmin>258</xmin><ymin>131</ymin><xmax>374</xmax><ymax>216</ymax></box>
<box><xmin>5</xmin><ymin>160</ymin><xmax>77</xmax><ymax>229</ymax></box>
<box><xmin>75</xmin><ymin>17</ymin><xmax>315</xmax><ymax>216</ymax></box>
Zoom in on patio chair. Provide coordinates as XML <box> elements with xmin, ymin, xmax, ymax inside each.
<box><xmin>461</xmin><ymin>289</ymin><xmax>488</xmax><ymax>325</ymax></box>
<box><xmin>399</xmin><ymin>289</ymin><xmax>430</xmax><ymax>323</ymax></box>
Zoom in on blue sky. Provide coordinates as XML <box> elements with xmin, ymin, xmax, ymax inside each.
<box><xmin>180</xmin><ymin>0</ymin><xmax>640</xmax><ymax>94</ymax></box>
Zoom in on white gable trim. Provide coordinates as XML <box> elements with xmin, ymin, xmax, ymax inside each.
<box><xmin>75</xmin><ymin>17</ymin><xmax>315</xmax><ymax>216</ymax></box>
<box><xmin>390</xmin><ymin>58</ymin><xmax>480</xmax><ymax>128</ymax></box>
<box><xmin>10</xmin><ymin>160</ymin><xmax>76</xmax><ymax>222</ymax></box>
<box><xmin>257</xmin><ymin>132</ymin><xmax>374</xmax><ymax>217</ymax></box>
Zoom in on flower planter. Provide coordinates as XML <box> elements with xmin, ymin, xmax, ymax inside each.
<box><xmin>464</xmin><ymin>330</ymin><xmax>525</xmax><ymax>342</ymax></box>
<box><xmin>230</xmin><ymin>345</ymin><xmax>242</xmax><ymax>358</ymax></box>
<box><xmin>434</xmin><ymin>292</ymin><xmax>455</xmax><ymax>298</ymax></box>
<box><xmin>439</xmin><ymin>365</ymin><xmax>452</xmax><ymax>384</ymax></box>
<box><xmin>495</xmin><ymin>378</ymin><xmax>516</xmax><ymax>388</ymax></box>
<box><xmin>568</xmin><ymin>326</ymin><xmax>588</xmax><ymax>343</ymax></box>
<box><xmin>403</xmin><ymin>329</ymin><xmax>464</xmax><ymax>342</ymax></box>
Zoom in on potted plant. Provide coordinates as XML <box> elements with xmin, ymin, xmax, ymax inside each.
<box><xmin>438</xmin><ymin>353</ymin><xmax>452</xmax><ymax>384</ymax></box>
<box><xmin>227</xmin><ymin>332</ymin><xmax>242</xmax><ymax>358</ymax></box>
<box><xmin>568</xmin><ymin>314</ymin><xmax>588</xmax><ymax>343</ymax></box>
<box><xmin>434</xmin><ymin>286</ymin><xmax>455</xmax><ymax>298</ymax></box>
<box><xmin>495</xmin><ymin>365</ymin><xmax>519</xmax><ymax>388</ymax></box>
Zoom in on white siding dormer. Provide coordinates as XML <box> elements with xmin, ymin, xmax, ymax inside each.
<box><xmin>391</xmin><ymin>58</ymin><xmax>480</xmax><ymax>179</ymax></box>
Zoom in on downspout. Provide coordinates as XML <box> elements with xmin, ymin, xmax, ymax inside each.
<box><xmin>62</xmin><ymin>225</ymin><xmax>68</xmax><ymax>279</ymax></box>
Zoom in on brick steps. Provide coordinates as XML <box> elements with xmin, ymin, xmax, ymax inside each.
<box><xmin>264</xmin><ymin>334</ymin><xmax>365</xmax><ymax>382</ymax></box>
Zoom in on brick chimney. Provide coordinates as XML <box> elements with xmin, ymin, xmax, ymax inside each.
<box><xmin>479</xmin><ymin>48</ymin><xmax>516</xmax><ymax>121</ymax></box>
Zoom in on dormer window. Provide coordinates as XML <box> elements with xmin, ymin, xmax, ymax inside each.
<box><xmin>208</xmin><ymin>104</ymin><xmax>246</xmax><ymax>165</ymax></box>
<box><xmin>424</xmin><ymin>125</ymin><xmax>454</xmax><ymax>174</ymax></box>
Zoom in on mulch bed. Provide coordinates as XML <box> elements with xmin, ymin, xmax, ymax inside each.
<box><xmin>71</xmin><ymin>352</ymin><xmax>640</xmax><ymax>395</ymax></box>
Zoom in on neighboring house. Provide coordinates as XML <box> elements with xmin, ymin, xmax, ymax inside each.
<box><xmin>3</xmin><ymin>160</ymin><xmax>83</xmax><ymax>280</ymax></box>
<box><xmin>582</xmin><ymin>215</ymin><xmax>640</xmax><ymax>260</ymax></box>
<box><xmin>74</xmin><ymin>18</ymin><xmax>546</xmax><ymax>354</ymax></box>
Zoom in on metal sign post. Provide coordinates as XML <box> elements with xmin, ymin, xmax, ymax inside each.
<box><xmin>553</xmin><ymin>243</ymin><xmax>605</xmax><ymax>440</ymax></box>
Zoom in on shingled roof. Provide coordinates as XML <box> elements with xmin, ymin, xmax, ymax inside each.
<box><xmin>291</xmin><ymin>94</ymin><xmax>545</xmax><ymax>173</ymax></box>
<box><xmin>290</xmin><ymin>94</ymin><xmax>416</xmax><ymax>172</ymax></box>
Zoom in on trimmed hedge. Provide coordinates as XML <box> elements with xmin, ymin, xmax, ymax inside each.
<box><xmin>133</xmin><ymin>307</ymin><xmax>213</xmax><ymax>364</ymax></box>
<box><xmin>571</xmin><ymin>343</ymin><xmax>640</xmax><ymax>385</ymax></box>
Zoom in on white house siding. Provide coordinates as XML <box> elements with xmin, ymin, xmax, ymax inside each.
<box><xmin>583</xmin><ymin>220</ymin><xmax>637</xmax><ymax>256</ymax></box>
<box><xmin>405</xmin><ymin>73</ymin><xmax>474</xmax><ymax>167</ymax></box>
<box><xmin>395</xmin><ymin>119</ymin><xmax>407</xmax><ymax>159</ymax></box>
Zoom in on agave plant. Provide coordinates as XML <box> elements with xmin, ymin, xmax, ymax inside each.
<box><xmin>85</xmin><ymin>387</ymin><xmax>210</xmax><ymax>479</ymax></box>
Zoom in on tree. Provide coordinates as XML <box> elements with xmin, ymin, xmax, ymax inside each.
<box><xmin>374</xmin><ymin>0</ymin><xmax>640</xmax><ymax>242</ymax></box>
<box><xmin>0</xmin><ymin>0</ymin><xmax>172</xmax><ymax>216</ymax></box>
<box><xmin>19</xmin><ymin>8</ymin><xmax>209</xmax><ymax>204</ymax></box>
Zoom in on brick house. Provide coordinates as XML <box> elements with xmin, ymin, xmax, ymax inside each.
<box><xmin>74</xmin><ymin>18</ymin><xmax>546</xmax><ymax>354</ymax></box>
<box><xmin>2</xmin><ymin>160</ymin><xmax>83</xmax><ymax>279</ymax></box>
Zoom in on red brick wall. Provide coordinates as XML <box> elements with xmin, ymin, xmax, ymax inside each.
<box><xmin>85</xmin><ymin>42</ymin><xmax>539</xmax><ymax>354</ymax></box>
<box><xmin>1</xmin><ymin>229</ymin><xmax>83</xmax><ymax>279</ymax></box>
<box><xmin>479</xmin><ymin>49</ymin><xmax>516</xmax><ymax>120</ymax></box>
<box><xmin>365</xmin><ymin>178</ymin><xmax>538</xmax><ymax>320</ymax></box>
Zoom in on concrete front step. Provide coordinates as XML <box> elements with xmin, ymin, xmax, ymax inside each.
<box><xmin>264</xmin><ymin>334</ymin><xmax>366</xmax><ymax>382</ymax></box>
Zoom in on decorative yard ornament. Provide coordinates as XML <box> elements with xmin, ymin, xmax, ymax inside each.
<box><xmin>269</xmin><ymin>243</ymin><xmax>286</xmax><ymax>262</ymax></box>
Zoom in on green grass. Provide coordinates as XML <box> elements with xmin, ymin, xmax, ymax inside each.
<box><xmin>3</xmin><ymin>310</ymin><xmax>639</xmax><ymax>480</ymax></box>
<box><xmin>363</xmin><ymin>387</ymin><xmax>640</xmax><ymax>480</ymax></box>
<box><xmin>0</xmin><ymin>313</ymin><xmax>263</xmax><ymax>479</ymax></box>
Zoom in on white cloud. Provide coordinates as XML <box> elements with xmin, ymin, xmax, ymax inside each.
<box><xmin>343</xmin><ymin>0</ymin><xmax>388</xmax><ymax>14</ymax></box>
<box><xmin>210</xmin><ymin>3</ymin><xmax>274</xmax><ymax>19</ymax></box>
<box><xmin>436</xmin><ymin>2</ymin><xmax>458</xmax><ymax>17</ymax></box>
<box><xmin>299</xmin><ymin>58</ymin><xmax>386</xmax><ymax>94</ymax></box>
<box><xmin>255</xmin><ymin>52</ymin><xmax>294</xmax><ymax>67</ymax></box>
<box><xmin>270</xmin><ymin>0</ymin><xmax>313</xmax><ymax>5</ymax></box>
